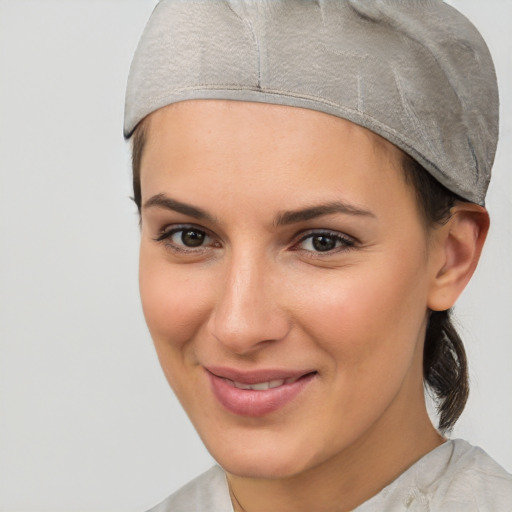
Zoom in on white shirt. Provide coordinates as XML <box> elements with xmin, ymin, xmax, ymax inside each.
<box><xmin>148</xmin><ymin>439</ymin><xmax>512</xmax><ymax>511</ymax></box>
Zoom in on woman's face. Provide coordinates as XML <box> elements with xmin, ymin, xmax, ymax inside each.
<box><xmin>138</xmin><ymin>100</ymin><xmax>439</xmax><ymax>479</ymax></box>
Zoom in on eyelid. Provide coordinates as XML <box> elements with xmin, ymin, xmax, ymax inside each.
<box><xmin>155</xmin><ymin>223</ymin><xmax>209</xmax><ymax>240</ymax></box>
<box><xmin>292</xmin><ymin>229</ymin><xmax>357</xmax><ymax>254</ymax></box>
<box><xmin>154</xmin><ymin>223</ymin><xmax>220</xmax><ymax>252</ymax></box>
<box><xmin>296</xmin><ymin>229</ymin><xmax>355</xmax><ymax>243</ymax></box>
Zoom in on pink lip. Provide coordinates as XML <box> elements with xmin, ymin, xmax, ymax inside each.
<box><xmin>205</xmin><ymin>366</ymin><xmax>317</xmax><ymax>417</ymax></box>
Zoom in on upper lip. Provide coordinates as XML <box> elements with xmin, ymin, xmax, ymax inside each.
<box><xmin>205</xmin><ymin>366</ymin><xmax>315</xmax><ymax>384</ymax></box>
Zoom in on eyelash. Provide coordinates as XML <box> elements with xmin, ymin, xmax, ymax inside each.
<box><xmin>154</xmin><ymin>225</ymin><xmax>218</xmax><ymax>254</ymax></box>
<box><xmin>154</xmin><ymin>225</ymin><xmax>356</xmax><ymax>256</ymax></box>
<box><xmin>293</xmin><ymin>230</ymin><xmax>356</xmax><ymax>256</ymax></box>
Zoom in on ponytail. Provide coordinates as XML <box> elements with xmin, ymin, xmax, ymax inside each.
<box><xmin>423</xmin><ymin>310</ymin><xmax>469</xmax><ymax>431</ymax></box>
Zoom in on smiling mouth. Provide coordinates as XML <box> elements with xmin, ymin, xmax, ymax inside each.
<box><xmin>206</xmin><ymin>368</ymin><xmax>317</xmax><ymax>416</ymax></box>
<box><xmin>224</xmin><ymin>375</ymin><xmax>304</xmax><ymax>390</ymax></box>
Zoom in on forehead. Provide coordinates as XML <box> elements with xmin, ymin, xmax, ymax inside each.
<box><xmin>142</xmin><ymin>100</ymin><xmax>403</xmax><ymax>169</ymax></box>
<box><xmin>139</xmin><ymin>100</ymin><xmax>414</xmax><ymax>216</ymax></box>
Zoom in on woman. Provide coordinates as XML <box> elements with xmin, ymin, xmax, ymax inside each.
<box><xmin>124</xmin><ymin>1</ymin><xmax>512</xmax><ymax>510</ymax></box>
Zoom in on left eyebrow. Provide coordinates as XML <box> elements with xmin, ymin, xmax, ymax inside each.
<box><xmin>274</xmin><ymin>201</ymin><xmax>375</xmax><ymax>227</ymax></box>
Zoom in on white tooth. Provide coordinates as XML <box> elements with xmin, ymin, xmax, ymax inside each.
<box><xmin>233</xmin><ymin>379</ymin><xmax>287</xmax><ymax>390</ymax></box>
<box><xmin>250</xmin><ymin>382</ymin><xmax>270</xmax><ymax>390</ymax></box>
<box><xmin>234</xmin><ymin>381</ymin><xmax>253</xmax><ymax>390</ymax></box>
<box><xmin>224</xmin><ymin>378</ymin><xmax>236</xmax><ymax>388</ymax></box>
<box><xmin>268</xmin><ymin>379</ymin><xmax>285</xmax><ymax>389</ymax></box>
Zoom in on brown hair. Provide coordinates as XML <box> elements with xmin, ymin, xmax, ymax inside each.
<box><xmin>130</xmin><ymin>123</ymin><xmax>468</xmax><ymax>432</ymax></box>
<box><xmin>131</xmin><ymin>119</ymin><xmax>147</xmax><ymax>215</ymax></box>
<box><xmin>401</xmin><ymin>155</ymin><xmax>468</xmax><ymax>432</ymax></box>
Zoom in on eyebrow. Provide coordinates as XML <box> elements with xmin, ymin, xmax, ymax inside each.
<box><xmin>274</xmin><ymin>201</ymin><xmax>375</xmax><ymax>226</ymax></box>
<box><xmin>143</xmin><ymin>193</ymin><xmax>375</xmax><ymax>226</ymax></box>
<box><xmin>143</xmin><ymin>193</ymin><xmax>215</xmax><ymax>222</ymax></box>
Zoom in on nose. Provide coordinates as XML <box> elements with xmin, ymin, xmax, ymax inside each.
<box><xmin>207</xmin><ymin>252</ymin><xmax>291</xmax><ymax>355</ymax></box>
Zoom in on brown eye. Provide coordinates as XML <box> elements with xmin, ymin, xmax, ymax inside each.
<box><xmin>297</xmin><ymin>231</ymin><xmax>355</xmax><ymax>253</ymax></box>
<box><xmin>311</xmin><ymin>235</ymin><xmax>337</xmax><ymax>252</ymax></box>
<box><xmin>155</xmin><ymin>226</ymin><xmax>214</xmax><ymax>250</ymax></box>
<box><xmin>180</xmin><ymin>229</ymin><xmax>206</xmax><ymax>247</ymax></box>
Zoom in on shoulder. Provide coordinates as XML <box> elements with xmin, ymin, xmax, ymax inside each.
<box><xmin>429</xmin><ymin>439</ymin><xmax>512</xmax><ymax>511</ymax></box>
<box><xmin>146</xmin><ymin>466</ymin><xmax>233</xmax><ymax>512</ymax></box>
<box><xmin>356</xmin><ymin>439</ymin><xmax>512</xmax><ymax>512</ymax></box>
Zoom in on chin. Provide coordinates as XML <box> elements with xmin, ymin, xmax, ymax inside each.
<box><xmin>215</xmin><ymin>452</ymin><xmax>309</xmax><ymax>480</ymax></box>
<box><xmin>201</xmin><ymin>428</ymin><xmax>323</xmax><ymax>480</ymax></box>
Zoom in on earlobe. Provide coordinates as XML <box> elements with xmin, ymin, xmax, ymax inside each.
<box><xmin>427</xmin><ymin>204</ymin><xmax>490</xmax><ymax>312</ymax></box>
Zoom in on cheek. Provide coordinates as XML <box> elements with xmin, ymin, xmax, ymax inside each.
<box><xmin>294</xmin><ymin>255</ymin><xmax>428</xmax><ymax>370</ymax></box>
<box><xmin>290</xmin><ymin>258</ymin><xmax>429</xmax><ymax>440</ymax></box>
<box><xmin>138</xmin><ymin>245</ymin><xmax>212</xmax><ymax>355</ymax></box>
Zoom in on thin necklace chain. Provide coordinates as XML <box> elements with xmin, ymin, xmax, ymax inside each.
<box><xmin>227</xmin><ymin>478</ymin><xmax>247</xmax><ymax>512</ymax></box>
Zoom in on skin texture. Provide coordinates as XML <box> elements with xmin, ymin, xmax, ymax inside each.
<box><xmin>138</xmin><ymin>100</ymin><xmax>488</xmax><ymax>512</ymax></box>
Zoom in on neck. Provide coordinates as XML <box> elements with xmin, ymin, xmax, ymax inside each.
<box><xmin>227</xmin><ymin>397</ymin><xmax>444</xmax><ymax>512</ymax></box>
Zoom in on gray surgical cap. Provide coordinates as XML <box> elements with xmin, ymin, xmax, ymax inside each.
<box><xmin>124</xmin><ymin>0</ymin><xmax>499</xmax><ymax>205</ymax></box>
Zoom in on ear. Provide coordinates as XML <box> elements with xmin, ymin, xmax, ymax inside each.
<box><xmin>427</xmin><ymin>203</ymin><xmax>490</xmax><ymax>312</ymax></box>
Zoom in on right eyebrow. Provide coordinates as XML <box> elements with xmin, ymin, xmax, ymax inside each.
<box><xmin>143</xmin><ymin>193</ymin><xmax>215</xmax><ymax>222</ymax></box>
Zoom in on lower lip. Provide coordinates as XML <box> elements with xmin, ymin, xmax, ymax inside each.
<box><xmin>207</xmin><ymin>371</ymin><xmax>316</xmax><ymax>417</ymax></box>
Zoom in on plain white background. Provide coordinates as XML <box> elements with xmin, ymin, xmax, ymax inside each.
<box><xmin>0</xmin><ymin>1</ymin><xmax>510</xmax><ymax>511</ymax></box>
